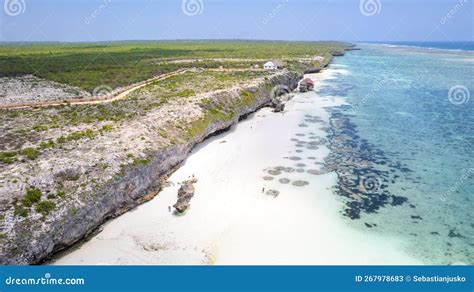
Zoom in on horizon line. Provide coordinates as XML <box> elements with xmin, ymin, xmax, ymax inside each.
<box><xmin>0</xmin><ymin>39</ymin><xmax>473</xmax><ymax>44</ymax></box>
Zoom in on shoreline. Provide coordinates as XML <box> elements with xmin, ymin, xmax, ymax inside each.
<box><xmin>54</xmin><ymin>67</ymin><xmax>421</xmax><ymax>265</ymax></box>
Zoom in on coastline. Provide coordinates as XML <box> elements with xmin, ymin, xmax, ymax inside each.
<box><xmin>54</xmin><ymin>67</ymin><xmax>421</xmax><ymax>265</ymax></box>
<box><xmin>1</xmin><ymin>44</ymin><xmax>353</xmax><ymax>265</ymax></box>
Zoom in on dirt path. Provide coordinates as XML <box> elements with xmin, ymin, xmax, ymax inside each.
<box><xmin>1</xmin><ymin>68</ymin><xmax>267</xmax><ymax>110</ymax></box>
<box><xmin>0</xmin><ymin>69</ymin><xmax>190</xmax><ymax>110</ymax></box>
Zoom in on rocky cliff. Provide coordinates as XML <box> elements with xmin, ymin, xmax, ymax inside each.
<box><xmin>0</xmin><ymin>71</ymin><xmax>300</xmax><ymax>265</ymax></box>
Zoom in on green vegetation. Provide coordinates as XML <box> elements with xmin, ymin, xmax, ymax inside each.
<box><xmin>35</xmin><ymin>200</ymin><xmax>56</xmax><ymax>216</ymax></box>
<box><xmin>132</xmin><ymin>158</ymin><xmax>150</xmax><ymax>167</ymax></box>
<box><xmin>1</xmin><ymin>147</ymin><xmax>42</xmax><ymax>164</ymax></box>
<box><xmin>0</xmin><ymin>148</ymin><xmax>38</xmax><ymax>163</ymax></box>
<box><xmin>14</xmin><ymin>205</ymin><xmax>28</xmax><ymax>217</ymax></box>
<box><xmin>55</xmin><ymin>129</ymin><xmax>96</xmax><ymax>144</ymax></box>
<box><xmin>101</xmin><ymin>124</ymin><xmax>113</xmax><ymax>132</ymax></box>
<box><xmin>32</xmin><ymin>124</ymin><xmax>49</xmax><ymax>132</ymax></box>
<box><xmin>14</xmin><ymin>187</ymin><xmax>57</xmax><ymax>217</ymax></box>
<box><xmin>22</xmin><ymin>187</ymin><xmax>42</xmax><ymax>207</ymax></box>
<box><xmin>2</xmin><ymin>127</ymin><xmax>96</xmax><ymax>164</ymax></box>
<box><xmin>19</xmin><ymin>148</ymin><xmax>39</xmax><ymax>160</ymax></box>
<box><xmin>185</xmin><ymin>90</ymin><xmax>257</xmax><ymax>139</ymax></box>
<box><xmin>65</xmin><ymin>129</ymin><xmax>95</xmax><ymax>141</ymax></box>
<box><xmin>56</xmin><ymin>190</ymin><xmax>66</xmax><ymax>198</ymax></box>
<box><xmin>57</xmin><ymin>136</ymin><xmax>66</xmax><ymax>144</ymax></box>
<box><xmin>0</xmin><ymin>151</ymin><xmax>16</xmax><ymax>164</ymax></box>
<box><xmin>0</xmin><ymin>41</ymin><xmax>348</xmax><ymax>92</ymax></box>
<box><xmin>39</xmin><ymin>140</ymin><xmax>55</xmax><ymax>150</ymax></box>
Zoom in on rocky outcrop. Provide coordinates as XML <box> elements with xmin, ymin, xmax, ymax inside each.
<box><xmin>302</xmin><ymin>46</ymin><xmax>358</xmax><ymax>75</ymax></box>
<box><xmin>173</xmin><ymin>177</ymin><xmax>198</xmax><ymax>213</ymax></box>
<box><xmin>0</xmin><ymin>71</ymin><xmax>300</xmax><ymax>265</ymax></box>
<box><xmin>272</xmin><ymin>100</ymin><xmax>285</xmax><ymax>113</ymax></box>
<box><xmin>299</xmin><ymin>78</ymin><xmax>315</xmax><ymax>92</ymax></box>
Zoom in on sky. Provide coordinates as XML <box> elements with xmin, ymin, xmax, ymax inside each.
<box><xmin>0</xmin><ymin>0</ymin><xmax>472</xmax><ymax>42</ymax></box>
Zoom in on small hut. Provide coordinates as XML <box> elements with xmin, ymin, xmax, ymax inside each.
<box><xmin>263</xmin><ymin>60</ymin><xmax>287</xmax><ymax>70</ymax></box>
<box><xmin>264</xmin><ymin>61</ymin><xmax>277</xmax><ymax>70</ymax></box>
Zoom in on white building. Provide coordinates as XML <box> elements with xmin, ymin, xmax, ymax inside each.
<box><xmin>263</xmin><ymin>61</ymin><xmax>277</xmax><ymax>70</ymax></box>
<box><xmin>313</xmin><ymin>55</ymin><xmax>324</xmax><ymax>61</ymax></box>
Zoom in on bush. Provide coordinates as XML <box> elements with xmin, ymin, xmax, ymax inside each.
<box><xmin>132</xmin><ymin>158</ymin><xmax>149</xmax><ymax>166</ymax></box>
<box><xmin>19</xmin><ymin>148</ymin><xmax>39</xmax><ymax>160</ymax></box>
<box><xmin>35</xmin><ymin>200</ymin><xmax>56</xmax><ymax>216</ymax></box>
<box><xmin>39</xmin><ymin>140</ymin><xmax>55</xmax><ymax>150</ymax></box>
<box><xmin>32</xmin><ymin>124</ymin><xmax>48</xmax><ymax>132</ymax></box>
<box><xmin>56</xmin><ymin>190</ymin><xmax>66</xmax><ymax>198</ymax></box>
<box><xmin>0</xmin><ymin>151</ymin><xmax>16</xmax><ymax>164</ymax></box>
<box><xmin>66</xmin><ymin>129</ymin><xmax>95</xmax><ymax>141</ymax></box>
<box><xmin>101</xmin><ymin>124</ymin><xmax>113</xmax><ymax>132</ymax></box>
<box><xmin>14</xmin><ymin>205</ymin><xmax>28</xmax><ymax>217</ymax></box>
<box><xmin>22</xmin><ymin>187</ymin><xmax>42</xmax><ymax>207</ymax></box>
<box><xmin>57</xmin><ymin>135</ymin><xmax>66</xmax><ymax>144</ymax></box>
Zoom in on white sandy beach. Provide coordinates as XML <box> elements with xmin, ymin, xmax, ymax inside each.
<box><xmin>54</xmin><ymin>68</ymin><xmax>421</xmax><ymax>265</ymax></box>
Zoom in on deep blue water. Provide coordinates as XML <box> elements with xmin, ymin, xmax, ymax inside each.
<box><xmin>365</xmin><ymin>41</ymin><xmax>474</xmax><ymax>51</ymax></box>
<box><xmin>320</xmin><ymin>44</ymin><xmax>474</xmax><ymax>264</ymax></box>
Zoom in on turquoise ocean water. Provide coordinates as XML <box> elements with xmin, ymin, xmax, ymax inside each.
<box><xmin>320</xmin><ymin>43</ymin><xmax>473</xmax><ymax>264</ymax></box>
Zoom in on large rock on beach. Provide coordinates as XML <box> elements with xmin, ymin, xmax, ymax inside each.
<box><xmin>173</xmin><ymin>177</ymin><xmax>198</xmax><ymax>213</ymax></box>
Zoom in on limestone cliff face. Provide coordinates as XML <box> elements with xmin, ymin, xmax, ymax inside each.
<box><xmin>0</xmin><ymin>71</ymin><xmax>300</xmax><ymax>265</ymax></box>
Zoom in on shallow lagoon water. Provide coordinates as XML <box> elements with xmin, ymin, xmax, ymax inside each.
<box><xmin>323</xmin><ymin>44</ymin><xmax>474</xmax><ymax>264</ymax></box>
